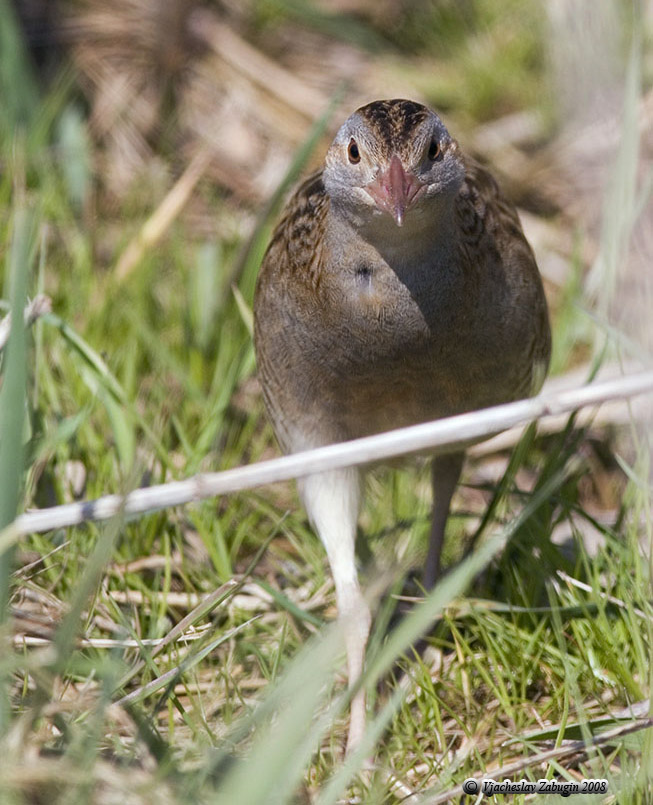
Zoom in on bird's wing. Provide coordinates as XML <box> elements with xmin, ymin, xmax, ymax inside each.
<box><xmin>259</xmin><ymin>170</ymin><xmax>330</xmax><ymax>293</ymax></box>
<box><xmin>253</xmin><ymin>171</ymin><xmax>333</xmax><ymax>451</ymax></box>
<box><xmin>456</xmin><ymin>157</ymin><xmax>551</xmax><ymax>396</ymax></box>
<box><xmin>456</xmin><ymin>156</ymin><xmax>533</xmax><ymax>256</ymax></box>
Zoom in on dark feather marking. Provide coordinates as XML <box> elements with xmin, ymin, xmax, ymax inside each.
<box><xmin>358</xmin><ymin>99</ymin><xmax>430</xmax><ymax>146</ymax></box>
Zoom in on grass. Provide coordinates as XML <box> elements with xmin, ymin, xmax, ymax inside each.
<box><xmin>1</xmin><ymin>1</ymin><xmax>652</xmax><ymax>803</ymax></box>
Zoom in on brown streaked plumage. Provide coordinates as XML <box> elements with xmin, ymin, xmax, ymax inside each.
<box><xmin>254</xmin><ymin>99</ymin><xmax>551</xmax><ymax>754</ymax></box>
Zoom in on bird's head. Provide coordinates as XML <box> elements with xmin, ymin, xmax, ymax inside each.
<box><xmin>323</xmin><ymin>99</ymin><xmax>465</xmax><ymax>232</ymax></box>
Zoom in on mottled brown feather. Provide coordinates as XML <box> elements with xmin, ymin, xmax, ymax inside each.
<box><xmin>255</xmin><ymin>151</ymin><xmax>550</xmax><ymax>449</ymax></box>
<box><xmin>253</xmin><ymin>100</ymin><xmax>551</xmax><ymax>754</ymax></box>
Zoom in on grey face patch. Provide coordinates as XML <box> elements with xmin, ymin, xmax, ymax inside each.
<box><xmin>324</xmin><ymin>99</ymin><xmax>464</xmax><ymax>230</ymax></box>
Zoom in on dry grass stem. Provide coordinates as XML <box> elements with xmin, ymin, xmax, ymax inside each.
<box><xmin>106</xmin><ymin>589</ymin><xmax>205</xmax><ymax>609</ymax></box>
<box><xmin>469</xmin><ymin>360</ymin><xmax>651</xmax><ymax>456</ymax></box>
<box><xmin>7</xmin><ymin>369</ymin><xmax>653</xmax><ymax>539</ymax></box>
<box><xmin>0</xmin><ymin>295</ymin><xmax>52</xmax><ymax>351</ymax></box>
<box><xmin>188</xmin><ymin>9</ymin><xmax>328</xmax><ymax>121</ymax></box>
<box><xmin>555</xmin><ymin>570</ymin><xmax>651</xmax><ymax>620</ymax></box>
<box><xmin>424</xmin><ymin>718</ymin><xmax>653</xmax><ymax>805</ymax></box>
<box><xmin>114</xmin><ymin>147</ymin><xmax>214</xmax><ymax>282</ymax></box>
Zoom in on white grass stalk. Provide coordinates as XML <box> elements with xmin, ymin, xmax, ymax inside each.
<box><xmin>0</xmin><ymin>294</ymin><xmax>51</xmax><ymax>352</ymax></box>
<box><xmin>4</xmin><ymin>370</ymin><xmax>653</xmax><ymax>542</ymax></box>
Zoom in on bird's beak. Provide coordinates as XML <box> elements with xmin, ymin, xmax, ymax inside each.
<box><xmin>365</xmin><ymin>155</ymin><xmax>424</xmax><ymax>227</ymax></box>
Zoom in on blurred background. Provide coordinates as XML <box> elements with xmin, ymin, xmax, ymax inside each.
<box><xmin>4</xmin><ymin>0</ymin><xmax>652</xmax><ymax>359</ymax></box>
<box><xmin>1</xmin><ymin>1</ymin><xmax>652</xmax><ymax>802</ymax></box>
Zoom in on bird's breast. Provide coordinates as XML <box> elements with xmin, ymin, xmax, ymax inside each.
<box><xmin>295</xmin><ymin>242</ymin><xmax>531</xmax><ymax>435</ymax></box>
<box><xmin>320</xmin><ymin>247</ymin><xmax>464</xmax><ymax>361</ymax></box>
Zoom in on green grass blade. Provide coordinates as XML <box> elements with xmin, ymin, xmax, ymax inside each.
<box><xmin>0</xmin><ymin>0</ymin><xmax>40</xmax><ymax>136</ymax></box>
<box><xmin>0</xmin><ymin>208</ymin><xmax>34</xmax><ymax>600</ymax></box>
<box><xmin>206</xmin><ymin>626</ymin><xmax>342</xmax><ymax>805</ymax></box>
<box><xmin>0</xmin><ymin>204</ymin><xmax>36</xmax><ymax>732</ymax></box>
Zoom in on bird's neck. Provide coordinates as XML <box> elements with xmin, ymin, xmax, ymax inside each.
<box><xmin>329</xmin><ymin>200</ymin><xmax>458</xmax><ymax>268</ymax></box>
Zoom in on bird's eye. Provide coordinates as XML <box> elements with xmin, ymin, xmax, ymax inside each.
<box><xmin>347</xmin><ymin>138</ymin><xmax>361</xmax><ymax>164</ymax></box>
<box><xmin>428</xmin><ymin>140</ymin><xmax>441</xmax><ymax>161</ymax></box>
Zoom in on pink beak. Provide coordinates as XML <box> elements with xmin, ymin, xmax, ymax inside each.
<box><xmin>365</xmin><ymin>155</ymin><xmax>424</xmax><ymax>226</ymax></box>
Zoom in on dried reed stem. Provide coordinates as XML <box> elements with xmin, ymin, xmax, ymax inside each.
<box><xmin>4</xmin><ymin>371</ymin><xmax>652</xmax><ymax>540</ymax></box>
<box><xmin>114</xmin><ymin>147</ymin><xmax>213</xmax><ymax>282</ymax></box>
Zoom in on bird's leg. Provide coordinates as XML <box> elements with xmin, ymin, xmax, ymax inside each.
<box><xmin>424</xmin><ymin>452</ymin><xmax>465</xmax><ymax>589</ymax></box>
<box><xmin>299</xmin><ymin>467</ymin><xmax>370</xmax><ymax>756</ymax></box>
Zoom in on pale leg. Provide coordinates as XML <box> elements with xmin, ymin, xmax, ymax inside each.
<box><xmin>300</xmin><ymin>467</ymin><xmax>370</xmax><ymax>755</ymax></box>
<box><xmin>424</xmin><ymin>452</ymin><xmax>465</xmax><ymax>589</ymax></box>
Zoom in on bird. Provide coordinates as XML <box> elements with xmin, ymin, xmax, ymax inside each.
<box><xmin>253</xmin><ymin>99</ymin><xmax>551</xmax><ymax>754</ymax></box>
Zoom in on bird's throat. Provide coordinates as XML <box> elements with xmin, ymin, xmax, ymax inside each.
<box><xmin>326</xmin><ymin>203</ymin><xmax>459</xmax><ymax>293</ymax></box>
<box><xmin>341</xmin><ymin>199</ymin><xmax>458</xmax><ymax>266</ymax></box>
